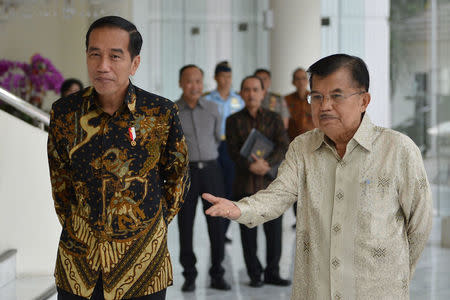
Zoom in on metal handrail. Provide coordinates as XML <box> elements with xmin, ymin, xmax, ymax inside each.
<box><xmin>0</xmin><ymin>86</ymin><xmax>50</xmax><ymax>127</ymax></box>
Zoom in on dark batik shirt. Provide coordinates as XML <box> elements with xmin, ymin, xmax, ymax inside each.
<box><xmin>47</xmin><ymin>83</ymin><xmax>189</xmax><ymax>299</ymax></box>
<box><xmin>226</xmin><ymin>107</ymin><xmax>289</xmax><ymax>197</ymax></box>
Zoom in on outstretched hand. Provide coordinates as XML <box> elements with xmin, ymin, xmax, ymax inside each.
<box><xmin>203</xmin><ymin>193</ymin><xmax>241</xmax><ymax>220</ymax></box>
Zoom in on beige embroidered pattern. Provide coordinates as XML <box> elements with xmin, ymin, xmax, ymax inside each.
<box><xmin>235</xmin><ymin>115</ymin><xmax>432</xmax><ymax>300</ymax></box>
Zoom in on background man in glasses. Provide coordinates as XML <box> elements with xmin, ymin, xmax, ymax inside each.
<box><xmin>203</xmin><ymin>54</ymin><xmax>432</xmax><ymax>299</ymax></box>
<box><xmin>285</xmin><ymin>67</ymin><xmax>315</xmax><ymax>142</ymax></box>
<box><xmin>284</xmin><ymin>67</ymin><xmax>315</xmax><ymax>228</ymax></box>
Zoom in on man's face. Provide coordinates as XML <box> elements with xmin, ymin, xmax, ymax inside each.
<box><xmin>310</xmin><ymin>67</ymin><xmax>370</xmax><ymax>142</ymax></box>
<box><xmin>215</xmin><ymin>71</ymin><xmax>232</xmax><ymax>91</ymax></box>
<box><xmin>293</xmin><ymin>69</ymin><xmax>308</xmax><ymax>92</ymax></box>
<box><xmin>255</xmin><ymin>71</ymin><xmax>271</xmax><ymax>94</ymax></box>
<box><xmin>179</xmin><ymin>67</ymin><xmax>203</xmax><ymax>102</ymax></box>
<box><xmin>86</xmin><ymin>27</ymin><xmax>140</xmax><ymax>99</ymax></box>
<box><xmin>240</xmin><ymin>78</ymin><xmax>265</xmax><ymax>111</ymax></box>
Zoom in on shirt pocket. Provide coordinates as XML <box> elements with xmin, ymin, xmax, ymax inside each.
<box><xmin>358</xmin><ymin>173</ymin><xmax>400</xmax><ymax>238</ymax></box>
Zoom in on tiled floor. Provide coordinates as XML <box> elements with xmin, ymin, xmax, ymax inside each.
<box><xmin>410</xmin><ymin>217</ymin><xmax>450</xmax><ymax>300</ymax></box>
<box><xmin>166</xmin><ymin>203</ymin><xmax>450</xmax><ymax>300</ymax></box>
<box><xmin>166</xmin><ymin>205</ymin><xmax>295</xmax><ymax>300</ymax></box>
<box><xmin>0</xmin><ymin>275</ymin><xmax>54</xmax><ymax>300</ymax></box>
<box><xmin>3</xmin><ymin>202</ymin><xmax>447</xmax><ymax>299</ymax></box>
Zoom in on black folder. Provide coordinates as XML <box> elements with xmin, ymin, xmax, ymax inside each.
<box><xmin>239</xmin><ymin>128</ymin><xmax>279</xmax><ymax>178</ymax></box>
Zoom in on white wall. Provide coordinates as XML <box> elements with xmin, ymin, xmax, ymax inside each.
<box><xmin>0</xmin><ymin>1</ymin><xmax>90</xmax><ymax>112</ymax></box>
<box><xmin>270</xmin><ymin>0</ymin><xmax>321</xmax><ymax>95</ymax></box>
<box><xmin>132</xmin><ymin>0</ymin><xmax>270</xmax><ymax>101</ymax></box>
<box><xmin>0</xmin><ymin>0</ymin><xmax>131</xmax><ymax>111</ymax></box>
<box><xmin>321</xmin><ymin>0</ymin><xmax>391</xmax><ymax>128</ymax></box>
<box><xmin>0</xmin><ymin>111</ymin><xmax>60</xmax><ymax>275</ymax></box>
<box><xmin>364</xmin><ymin>0</ymin><xmax>391</xmax><ymax>128</ymax></box>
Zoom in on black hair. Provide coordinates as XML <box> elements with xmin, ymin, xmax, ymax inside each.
<box><xmin>292</xmin><ymin>67</ymin><xmax>306</xmax><ymax>81</ymax></box>
<box><xmin>214</xmin><ymin>61</ymin><xmax>232</xmax><ymax>75</ymax></box>
<box><xmin>60</xmin><ymin>78</ymin><xmax>83</xmax><ymax>97</ymax></box>
<box><xmin>179</xmin><ymin>64</ymin><xmax>204</xmax><ymax>81</ymax></box>
<box><xmin>307</xmin><ymin>54</ymin><xmax>369</xmax><ymax>91</ymax></box>
<box><xmin>254</xmin><ymin>68</ymin><xmax>271</xmax><ymax>78</ymax></box>
<box><xmin>85</xmin><ymin>16</ymin><xmax>143</xmax><ymax>60</ymax></box>
<box><xmin>240</xmin><ymin>75</ymin><xmax>264</xmax><ymax>91</ymax></box>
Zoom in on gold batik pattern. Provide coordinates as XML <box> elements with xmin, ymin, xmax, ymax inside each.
<box><xmin>48</xmin><ymin>83</ymin><xmax>189</xmax><ymax>299</ymax></box>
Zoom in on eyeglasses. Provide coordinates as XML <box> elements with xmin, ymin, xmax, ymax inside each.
<box><xmin>307</xmin><ymin>91</ymin><xmax>365</xmax><ymax>104</ymax></box>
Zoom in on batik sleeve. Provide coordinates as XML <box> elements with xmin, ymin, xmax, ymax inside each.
<box><xmin>47</xmin><ymin>108</ymin><xmax>75</xmax><ymax>226</ymax></box>
<box><xmin>159</xmin><ymin>105</ymin><xmax>190</xmax><ymax>224</ymax></box>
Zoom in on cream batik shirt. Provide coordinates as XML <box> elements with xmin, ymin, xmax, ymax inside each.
<box><xmin>235</xmin><ymin>114</ymin><xmax>433</xmax><ymax>300</ymax></box>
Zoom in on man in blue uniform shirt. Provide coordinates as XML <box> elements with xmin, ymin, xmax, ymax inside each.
<box><xmin>203</xmin><ymin>61</ymin><xmax>244</xmax><ymax>240</ymax></box>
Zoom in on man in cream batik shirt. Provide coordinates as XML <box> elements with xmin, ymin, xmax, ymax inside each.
<box><xmin>204</xmin><ymin>54</ymin><xmax>433</xmax><ymax>299</ymax></box>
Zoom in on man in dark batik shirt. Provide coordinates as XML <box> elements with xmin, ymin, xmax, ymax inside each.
<box><xmin>47</xmin><ymin>16</ymin><xmax>189</xmax><ymax>300</ymax></box>
<box><xmin>225</xmin><ymin>76</ymin><xmax>290</xmax><ymax>288</ymax></box>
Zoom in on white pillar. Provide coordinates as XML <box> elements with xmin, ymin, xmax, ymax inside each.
<box><xmin>269</xmin><ymin>0</ymin><xmax>321</xmax><ymax>95</ymax></box>
<box><xmin>364</xmin><ymin>0</ymin><xmax>391</xmax><ymax>128</ymax></box>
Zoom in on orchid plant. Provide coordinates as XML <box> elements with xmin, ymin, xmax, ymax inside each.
<box><xmin>0</xmin><ymin>54</ymin><xmax>64</xmax><ymax>108</ymax></box>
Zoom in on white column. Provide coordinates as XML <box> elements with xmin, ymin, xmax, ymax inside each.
<box><xmin>131</xmin><ymin>0</ymin><xmax>157</xmax><ymax>92</ymax></box>
<box><xmin>205</xmin><ymin>0</ymin><xmax>232</xmax><ymax>92</ymax></box>
<box><xmin>269</xmin><ymin>0</ymin><xmax>321</xmax><ymax>95</ymax></box>
<box><xmin>364</xmin><ymin>0</ymin><xmax>391</xmax><ymax>128</ymax></box>
<box><xmin>429</xmin><ymin>0</ymin><xmax>438</xmax><ymax>156</ymax></box>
